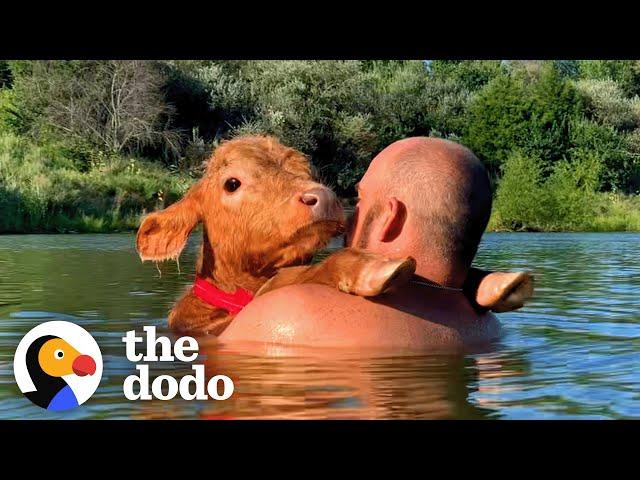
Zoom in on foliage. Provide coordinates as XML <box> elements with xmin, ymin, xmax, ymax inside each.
<box><xmin>2</xmin><ymin>60</ymin><xmax>640</xmax><ymax>232</ymax></box>
<box><xmin>490</xmin><ymin>152</ymin><xmax>617</xmax><ymax>231</ymax></box>
<box><xmin>464</xmin><ymin>63</ymin><xmax>582</xmax><ymax>175</ymax></box>
<box><xmin>430</xmin><ymin>60</ymin><xmax>505</xmax><ymax>90</ymax></box>
<box><xmin>6</xmin><ymin>60</ymin><xmax>180</xmax><ymax>162</ymax></box>
<box><xmin>577</xmin><ymin>60</ymin><xmax>640</xmax><ymax>96</ymax></box>
<box><xmin>568</xmin><ymin>119</ymin><xmax>640</xmax><ymax>192</ymax></box>
<box><xmin>0</xmin><ymin>132</ymin><xmax>192</xmax><ymax>233</ymax></box>
<box><xmin>178</xmin><ymin>60</ymin><xmax>468</xmax><ymax>192</ymax></box>
<box><xmin>0</xmin><ymin>61</ymin><xmax>11</xmax><ymax>88</ymax></box>
<box><xmin>574</xmin><ymin>79</ymin><xmax>640</xmax><ymax>131</ymax></box>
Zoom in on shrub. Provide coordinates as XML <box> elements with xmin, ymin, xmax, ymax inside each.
<box><xmin>8</xmin><ymin>60</ymin><xmax>181</xmax><ymax>163</ymax></box>
<box><xmin>542</xmin><ymin>154</ymin><xmax>602</xmax><ymax>230</ymax></box>
<box><xmin>364</xmin><ymin>61</ymin><xmax>469</xmax><ymax>145</ymax></box>
<box><xmin>0</xmin><ymin>132</ymin><xmax>192</xmax><ymax>233</ymax></box>
<box><xmin>491</xmin><ymin>152</ymin><xmax>547</xmax><ymax>230</ymax></box>
<box><xmin>464</xmin><ymin>64</ymin><xmax>582</xmax><ymax>176</ymax></box>
<box><xmin>491</xmin><ymin>152</ymin><xmax>605</xmax><ymax>231</ymax></box>
<box><xmin>568</xmin><ymin>119</ymin><xmax>639</xmax><ymax>192</ymax></box>
<box><xmin>0</xmin><ymin>88</ymin><xmax>18</xmax><ymax>132</ymax></box>
<box><xmin>574</xmin><ymin>79</ymin><xmax>639</xmax><ymax>131</ymax></box>
<box><xmin>0</xmin><ymin>61</ymin><xmax>11</xmax><ymax>88</ymax></box>
<box><xmin>430</xmin><ymin>60</ymin><xmax>505</xmax><ymax>90</ymax></box>
<box><xmin>577</xmin><ymin>60</ymin><xmax>640</xmax><ymax>96</ymax></box>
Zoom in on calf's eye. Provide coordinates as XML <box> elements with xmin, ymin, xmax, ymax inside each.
<box><xmin>224</xmin><ymin>178</ymin><xmax>241</xmax><ymax>193</ymax></box>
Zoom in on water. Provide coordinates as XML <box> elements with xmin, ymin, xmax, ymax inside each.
<box><xmin>0</xmin><ymin>232</ymin><xmax>638</xmax><ymax>419</ymax></box>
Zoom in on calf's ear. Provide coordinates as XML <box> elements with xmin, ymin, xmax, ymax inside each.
<box><xmin>136</xmin><ymin>183</ymin><xmax>203</xmax><ymax>262</ymax></box>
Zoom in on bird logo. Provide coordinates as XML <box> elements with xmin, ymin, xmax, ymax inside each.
<box><xmin>14</xmin><ymin>321</ymin><xmax>102</xmax><ymax>412</ymax></box>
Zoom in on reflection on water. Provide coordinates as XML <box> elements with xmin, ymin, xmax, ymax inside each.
<box><xmin>0</xmin><ymin>233</ymin><xmax>638</xmax><ymax>419</ymax></box>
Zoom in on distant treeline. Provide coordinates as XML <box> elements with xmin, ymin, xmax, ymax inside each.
<box><xmin>1</xmin><ymin>60</ymin><xmax>639</xmax><ymax>233</ymax></box>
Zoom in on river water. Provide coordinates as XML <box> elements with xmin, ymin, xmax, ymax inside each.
<box><xmin>0</xmin><ymin>232</ymin><xmax>638</xmax><ymax>419</ymax></box>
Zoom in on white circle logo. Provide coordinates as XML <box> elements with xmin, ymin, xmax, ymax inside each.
<box><xmin>13</xmin><ymin>321</ymin><xmax>103</xmax><ymax>411</ymax></box>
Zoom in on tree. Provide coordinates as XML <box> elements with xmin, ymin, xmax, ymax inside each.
<box><xmin>577</xmin><ymin>60</ymin><xmax>640</xmax><ymax>96</ymax></box>
<box><xmin>464</xmin><ymin>63</ymin><xmax>581</xmax><ymax>176</ymax></box>
<box><xmin>430</xmin><ymin>60</ymin><xmax>504</xmax><ymax>90</ymax></box>
<box><xmin>0</xmin><ymin>61</ymin><xmax>11</xmax><ymax>88</ymax></box>
<box><xmin>8</xmin><ymin>60</ymin><xmax>180</xmax><ymax>160</ymax></box>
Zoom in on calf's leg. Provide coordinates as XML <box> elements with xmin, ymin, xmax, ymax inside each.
<box><xmin>257</xmin><ymin>248</ymin><xmax>416</xmax><ymax>298</ymax></box>
<box><xmin>258</xmin><ymin>249</ymin><xmax>534</xmax><ymax>314</ymax></box>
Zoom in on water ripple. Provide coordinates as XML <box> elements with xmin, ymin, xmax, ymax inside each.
<box><xmin>0</xmin><ymin>232</ymin><xmax>638</xmax><ymax>419</ymax></box>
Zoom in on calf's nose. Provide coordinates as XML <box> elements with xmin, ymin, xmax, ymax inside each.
<box><xmin>300</xmin><ymin>191</ymin><xmax>320</xmax><ymax>206</ymax></box>
<box><xmin>298</xmin><ymin>187</ymin><xmax>343</xmax><ymax>221</ymax></box>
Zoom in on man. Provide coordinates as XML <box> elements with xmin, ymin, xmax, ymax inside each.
<box><xmin>220</xmin><ymin>137</ymin><xmax>503</xmax><ymax>349</ymax></box>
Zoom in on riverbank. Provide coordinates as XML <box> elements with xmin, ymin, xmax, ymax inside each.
<box><xmin>3</xmin><ymin>60</ymin><xmax>640</xmax><ymax>234</ymax></box>
<box><xmin>2</xmin><ymin>131</ymin><xmax>639</xmax><ymax>234</ymax></box>
<box><xmin>3</xmin><ymin>195</ymin><xmax>639</xmax><ymax>234</ymax></box>
<box><xmin>0</xmin><ymin>132</ymin><xmax>193</xmax><ymax>233</ymax></box>
<box><xmin>488</xmin><ymin>192</ymin><xmax>640</xmax><ymax>232</ymax></box>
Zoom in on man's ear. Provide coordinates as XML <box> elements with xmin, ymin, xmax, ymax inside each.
<box><xmin>136</xmin><ymin>183</ymin><xmax>203</xmax><ymax>262</ymax></box>
<box><xmin>377</xmin><ymin>197</ymin><xmax>406</xmax><ymax>243</ymax></box>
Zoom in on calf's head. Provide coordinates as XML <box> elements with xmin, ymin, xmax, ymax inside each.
<box><xmin>136</xmin><ymin>135</ymin><xmax>344</xmax><ymax>290</ymax></box>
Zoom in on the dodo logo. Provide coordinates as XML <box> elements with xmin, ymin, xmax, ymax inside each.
<box><xmin>13</xmin><ymin>321</ymin><xmax>102</xmax><ymax>411</ymax></box>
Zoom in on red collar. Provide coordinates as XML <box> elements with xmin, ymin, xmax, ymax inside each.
<box><xmin>192</xmin><ymin>276</ymin><xmax>254</xmax><ymax>315</ymax></box>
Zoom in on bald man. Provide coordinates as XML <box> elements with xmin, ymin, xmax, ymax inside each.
<box><xmin>220</xmin><ymin>138</ymin><xmax>506</xmax><ymax>350</ymax></box>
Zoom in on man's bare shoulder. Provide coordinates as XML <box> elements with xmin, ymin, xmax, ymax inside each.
<box><xmin>220</xmin><ymin>284</ymin><xmax>500</xmax><ymax>349</ymax></box>
<box><xmin>221</xmin><ymin>284</ymin><xmax>382</xmax><ymax>347</ymax></box>
<box><xmin>242</xmin><ymin>284</ymin><xmax>358</xmax><ymax>320</ymax></box>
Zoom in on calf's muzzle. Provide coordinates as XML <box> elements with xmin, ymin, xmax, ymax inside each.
<box><xmin>298</xmin><ymin>187</ymin><xmax>344</xmax><ymax>223</ymax></box>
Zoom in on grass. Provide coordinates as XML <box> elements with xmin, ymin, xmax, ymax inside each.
<box><xmin>0</xmin><ymin>132</ymin><xmax>194</xmax><ymax>233</ymax></box>
<box><xmin>590</xmin><ymin>193</ymin><xmax>640</xmax><ymax>231</ymax></box>
<box><xmin>487</xmin><ymin>151</ymin><xmax>640</xmax><ymax>232</ymax></box>
<box><xmin>1</xmin><ymin>131</ymin><xmax>639</xmax><ymax>234</ymax></box>
<box><xmin>488</xmin><ymin>191</ymin><xmax>640</xmax><ymax>232</ymax></box>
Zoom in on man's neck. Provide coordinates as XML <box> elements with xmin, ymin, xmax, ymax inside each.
<box><xmin>413</xmin><ymin>259</ymin><xmax>466</xmax><ymax>289</ymax></box>
<box><xmin>367</xmin><ymin>236</ymin><xmax>466</xmax><ymax>289</ymax></box>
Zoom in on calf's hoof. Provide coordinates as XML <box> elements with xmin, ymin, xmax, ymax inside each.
<box><xmin>339</xmin><ymin>256</ymin><xmax>417</xmax><ymax>297</ymax></box>
<box><xmin>477</xmin><ymin>271</ymin><xmax>534</xmax><ymax>312</ymax></box>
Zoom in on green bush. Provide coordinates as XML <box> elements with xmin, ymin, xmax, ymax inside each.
<box><xmin>0</xmin><ymin>61</ymin><xmax>11</xmax><ymax>88</ymax></box>
<box><xmin>0</xmin><ymin>88</ymin><xmax>19</xmax><ymax>132</ymax></box>
<box><xmin>464</xmin><ymin>64</ymin><xmax>582</xmax><ymax>176</ymax></box>
<box><xmin>363</xmin><ymin>61</ymin><xmax>469</xmax><ymax>145</ymax></box>
<box><xmin>574</xmin><ymin>79</ymin><xmax>639</xmax><ymax>131</ymax></box>
<box><xmin>542</xmin><ymin>154</ymin><xmax>602</xmax><ymax>230</ymax></box>
<box><xmin>577</xmin><ymin>60</ymin><xmax>640</xmax><ymax>96</ymax></box>
<box><xmin>490</xmin><ymin>152</ymin><xmax>612</xmax><ymax>231</ymax></box>
<box><xmin>0</xmin><ymin>132</ymin><xmax>192</xmax><ymax>233</ymax></box>
<box><xmin>430</xmin><ymin>60</ymin><xmax>505</xmax><ymax>90</ymax></box>
<box><xmin>568</xmin><ymin>118</ymin><xmax>640</xmax><ymax>192</ymax></box>
<box><xmin>490</xmin><ymin>152</ymin><xmax>547</xmax><ymax>230</ymax></box>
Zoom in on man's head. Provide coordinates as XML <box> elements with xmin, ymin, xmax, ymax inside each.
<box><xmin>345</xmin><ymin>137</ymin><xmax>492</xmax><ymax>286</ymax></box>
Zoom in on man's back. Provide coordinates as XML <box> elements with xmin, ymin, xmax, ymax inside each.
<box><xmin>221</xmin><ymin>283</ymin><xmax>502</xmax><ymax>350</ymax></box>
